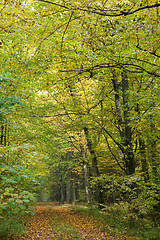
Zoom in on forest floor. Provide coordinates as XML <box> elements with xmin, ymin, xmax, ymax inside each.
<box><xmin>11</xmin><ymin>202</ymin><xmax>136</xmax><ymax>240</ymax></box>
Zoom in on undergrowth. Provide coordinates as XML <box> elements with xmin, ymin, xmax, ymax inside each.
<box><xmin>0</xmin><ymin>215</ymin><xmax>26</xmax><ymax>239</ymax></box>
<box><xmin>69</xmin><ymin>203</ymin><xmax>160</xmax><ymax>240</ymax></box>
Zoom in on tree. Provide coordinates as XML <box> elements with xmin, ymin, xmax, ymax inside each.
<box><xmin>0</xmin><ymin>0</ymin><xmax>159</xmax><ymax>221</ymax></box>
<box><xmin>35</xmin><ymin>0</ymin><xmax>159</xmax><ymax>204</ymax></box>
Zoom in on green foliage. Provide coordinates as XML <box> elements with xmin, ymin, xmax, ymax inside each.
<box><xmin>71</xmin><ymin>203</ymin><xmax>160</xmax><ymax>240</ymax></box>
<box><xmin>0</xmin><ymin>1</ymin><xmax>160</xmax><ymax>239</ymax></box>
<box><xmin>0</xmin><ymin>214</ymin><xmax>28</xmax><ymax>239</ymax></box>
<box><xmin>0</xmin><ymin>72</ymin><xmax>24</xmax><ymax>121</ymax></box>
<box><xmin>0</xmin><ymin>160</ymin><xmax>37</xmax><ymax>238</ymax></box>
<box><xmin>0</xmin><ymin>161</ymin><xmax>37</xmax><ymax>192</ymax></box>
<box><xmin>130</xmin><ymin>183</ymin><xmax>160</xmax><ymax>226</ymax></box>
<box><xmin>93</xmin><ymin>174</ymin><xmax>160</xmax><ymax>227</ymax></box>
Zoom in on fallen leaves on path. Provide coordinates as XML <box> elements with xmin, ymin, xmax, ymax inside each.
<box><xmin>51</xmin><ymin>206</ymin><xmax>134</xmax><ymax>240</ymax></box>
<box><xmin>11</xmin><ymin>202</ymin><xmax>135</xmax><ymax>240</ymax></box>
<box><xmin>11</xmin><ymin>205</ymin><xmax>55</xmax><ymax>240</ymax></box>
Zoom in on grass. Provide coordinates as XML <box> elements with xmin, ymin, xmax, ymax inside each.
<box><xmin>51</xmin><ymin>213</ymin><xmax>82</xmax><ymax>239</ymax></box>
<box><xmin>69</xmin><ymin>203</ymin><xmax>160</xmax><ymax>240</ymax></box>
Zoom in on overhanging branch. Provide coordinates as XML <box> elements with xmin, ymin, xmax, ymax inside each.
<box><xmin>60</xmin><ymin>62</ymin><xmax>160</xmax><ymax>78</ymax></box>
<box><xmin>39</xmin><ymin>1</ymin><xmax>160</xmax><ymax>17</ymax></box>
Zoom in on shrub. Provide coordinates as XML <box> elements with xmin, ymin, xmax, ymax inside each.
<box><xmin>0</xmin><ymin>161</ymin><xmax>37</xmax><ymax>238</ymax></box>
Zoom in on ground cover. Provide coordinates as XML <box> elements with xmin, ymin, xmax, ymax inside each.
<box><xmin>9</xmin><ymin>202</ymin><xmax>136</xmax><ymax>240</ymax></box>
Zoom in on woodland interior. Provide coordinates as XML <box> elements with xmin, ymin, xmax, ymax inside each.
<box><xmin>0</xmin><ymin>0</ymin><xmax>160</xmax><ymax>239</ymax></box>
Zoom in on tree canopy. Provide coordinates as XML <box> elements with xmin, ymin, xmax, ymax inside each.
<box><xmin>0</xmin><ymin>0</ymin><xmax>160</xmax><ymax>237</ymax></box>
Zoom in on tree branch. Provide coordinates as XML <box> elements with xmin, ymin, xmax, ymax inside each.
<box><xmin>39</xmin><ymin>1</ymin><xmax>160</xmax><ymax>17</ymax></box>
<box><xmin>104</xmin><ymin>134</ymin><xmax>125</xmax><ymax>172</ymax></box>
<box><xmin>120</xmin><ymin>3</ymin><xmax>160</xmax><ymax>16</ymax></box>
<box><xmin>136</xmin><ymin>44</ymin><xmax>160</xmax><ymax>58</ymax></box>
<box><xmin>61</xmin><ymin>11</ymin><xmax>74</xmax><ymax>60</ymax></box>
<box><xmin>60</xmin><ymin>62</ymin><xmax>160</xmax><ymax>78</ymax></box>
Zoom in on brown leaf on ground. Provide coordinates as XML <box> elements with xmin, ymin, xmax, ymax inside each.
<box><xmin>11</xmin><ymin>202</ymin><xmax>136</xmax><ymax>240</ymax></box>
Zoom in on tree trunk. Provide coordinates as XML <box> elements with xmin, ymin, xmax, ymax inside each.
<box><xmin>66</xmin><ymin>171</ymin><xmax>71</xmax><ymax>203</ymax></box>
<box><xmin>79</xmin><ymin>133</ymin><xmax>90</xmax><ymax>204</ymax></box>
<box><xmin>0</xmin><ymin>122</ymin><xmax>8</xmax><ymax>146</ymax></box>
<box><xmin>72</xmin><ymin>178</ymin><xmax>76</xmax><ymax>205</ymax></box>
<box><xmin>149</xmin><ymin>122</ymin><xmax>159</xmax><ymax>183</ymax></box>
<box><xmin>83</xmin><ymin>126</ymin><xmax>104</xmax><ymax>205</ymax></box>
<box><xmin>135</xmin><ymin>103</ymin><xmax>149</xmax><ymax>182</ymax></box>
<box><xmin>1</xmin><ymin>123</ymin><xmax>4</xmax><ymax>145</ymax></box>
<box><xmin>66</xmin><ymin>151</ymin><xmax>72</xmax><ymax>203</ymax></box>
<box><xmin>58</xmin><ymin>163</ymin><xmax>64</xmax><ymax>203</ymax></box>
<box><xmin>122</xmin><ymin>71</ymin><xmax>135</xmax><ymax>175</ymax></box>
<box><xmin>139</xmin><ymin>138</ymin><xmax>149</xmax><ymax>182</ymax></box>
<box><xmin>83</xmin><ymin>161</ymin><xmax>90</xmax><ymax>204</ymax></box>
<box><xmin>112</xmin><ymin>70</ymin><xmax>135</xmax><ymax>175</ymax></box>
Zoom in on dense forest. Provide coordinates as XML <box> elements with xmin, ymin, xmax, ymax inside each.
<box><xmin>0</xmin><ymin>0</ymin><xmax>160</xmax><ymax>239</ymax></box>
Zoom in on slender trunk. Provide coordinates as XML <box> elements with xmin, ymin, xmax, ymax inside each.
<box><xmin>112</xmin><ymin>70</ymin><xmax>135</xmax><ymax>175</ymax></box>
<box><xmin>66</xmin><ymin>171</ymin><xmax>71</xmax><ymax>203</ymax></box>
<box><xmin>58</xmin><ymin>163</ymin><xmax>64</xmax><ymax>203</ymax></box>
<box><xmin>149</xmin><ymin>122</ymin><xmax>158</xmax><ymax>182</ymax></box>
<box><xmin>4</xmin><ymin>123</ymin><xmax>7</xmax><ymax>146</ymax></box>
<box><xmin>112</xmin><ymin>70</ymin><xmax>124</xmax><ymax>139</ymax></box>
<box><xmin>72</xmin><ymin>178</ymin><xmax>76</xmax><ymax>205</ymax></box>
<box><xmin>80</xmin><ymin>141</ymin><xmax>90</xmax><ymax>204</ymax></box>
<box><xmin>122</xmin><ymin>71</ymin><xmax>135</xmax><ymax>175</ymax></box>
<box><xmin>1</xmin><ymin>122</ymin><xmax>8</xmax><ymax>146</ymax></box>
<box><xmin>79</xmin><ymin>133</ymin><xmax>90</xmax><ymax>204</ymax></box>
<box><xmin>66</xmin><ymin>152</ymin><xmax>72</xmax><ymax>203</ymax></box>
<box><xmin>1</xmin><ymin>123</ymin><xmax>4</xmax><ymax>145</ymax></box>
<box><xmin>149</xmin><ymin>85</ymin><xmax>158</xmax><ymax>182</ymax></box>
<box><xmin>139</xmin><ymin>138</ymin><xmax>149</xmax><ymax>182</ymax></box>
<box><xmin>83</xmin><ymin>126</ymin><xmax>103</xmax><ymax>205</ymax></box>
<box><xmin>112</xmin><ymin>180</ymin><xmax>116</xmax><ymax>203</ymax></box>
<box><xmin>83</xmin><ymin>127</ymin><xmax>99</xmax><ymax>178</ymax></box>
<box><xmin>83</xmin><ymin>161</ymin><xmax>90</xmax><ymax>204</ymax></box>
<box><xmin>135</xmin><ymin>103</ymin><xmax>149</xmax><ymax>182</ymax></box>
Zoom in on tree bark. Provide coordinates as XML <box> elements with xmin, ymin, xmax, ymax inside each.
<box><xmin>72</xmin><ymin>177</ymin><xmax>76</xmax><ymax>204</ymax></box>
<box><xmin>66</xmin><ymin>171</ymin><xmax>71</xmax><ymax>203</ymax></box>
<box><xmin>66</xmin><ymin>151</ymin><xmax>72</xmax><ymax>203</ymax></box>
<box><xmin>0</xmin><ymin>122</ymin><xmax>8</xmax><ymax>146</ymax></box>
<box><xmin>1</xmin><ymin>123</ymin><xmax>4</xmax><ymax>145</ymax></box>
<box><xmin>149</xmin><ymin>122</ymin><xmax>159</xmax><ymax>183</ymax></box>
<box><xmin>135</xmin><ymin>103</ymin><xmax>149</xmax><ymax>182</ymax></box>
<box><xmin>79</xmin><ymin>139</ymin><xmax>90</xmax><ymax>204</ymax></box>
<box><xmin>139</xmin><ymin>138</ymin><xmax>149</xmax><ymax>182</ymax></box>
<box><xmin>112</xmin><ymin>70</ymin><xmax>135</xmax><ymax>175</ymax></box>
<box><xmin>122</xmin><ymin>71</ymin><xmax>135</xmax><ymax>175</ymax></box>
<box><xmin>58</xmin><ymin>163</ymin><xmax>64</xmax><ymax>203</ymax></box>
<box><xmin>83</xmin><ymin>126</ymin><xmax>104</xmax><ymax>205</ymax></box>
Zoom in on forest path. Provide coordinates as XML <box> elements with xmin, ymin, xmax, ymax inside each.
<box><xmin>12</xmin><ymin>202</ymin><xmax>135</xmax><ymax>240</ymax></box>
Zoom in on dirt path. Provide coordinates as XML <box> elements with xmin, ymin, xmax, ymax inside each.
<box><xmin>12</xmin><ymin>203</ymin><xmax>135</xmax><ymax>240</ymax></box>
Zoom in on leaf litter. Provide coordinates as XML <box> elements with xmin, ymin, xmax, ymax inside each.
<box><xmin>10</xmin><ymin>202</ymin><xmax>136</xmax><ymax>240</ymax></box>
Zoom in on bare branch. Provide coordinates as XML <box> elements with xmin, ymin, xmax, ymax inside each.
<box><xmin>136</xmin><ymin>44</ymin><xmax>160</xmax><ymax>58</ymax></box>
<box><xmin>60</xmin><ymin>62</ymin><xmax>160</xmax><ymax>78</ymax></box>
<box><xmin>119</xmin><ymin>3</ymin><xmax>160</xmax><ymax>16</ymax></box>
<box><xmin>39</xmin><ymin>1</ymin><xmax>160</xmax><ymax>17</ymax></box>
<box><xmin>61</xmin><ymin>11</ymin><xmax>74</xmax><ymax>60</ymax></box>
<box><xmin>104</xmin><ymin>134</ymin><xmax>125</xmax><ymax>172</ymax></box>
